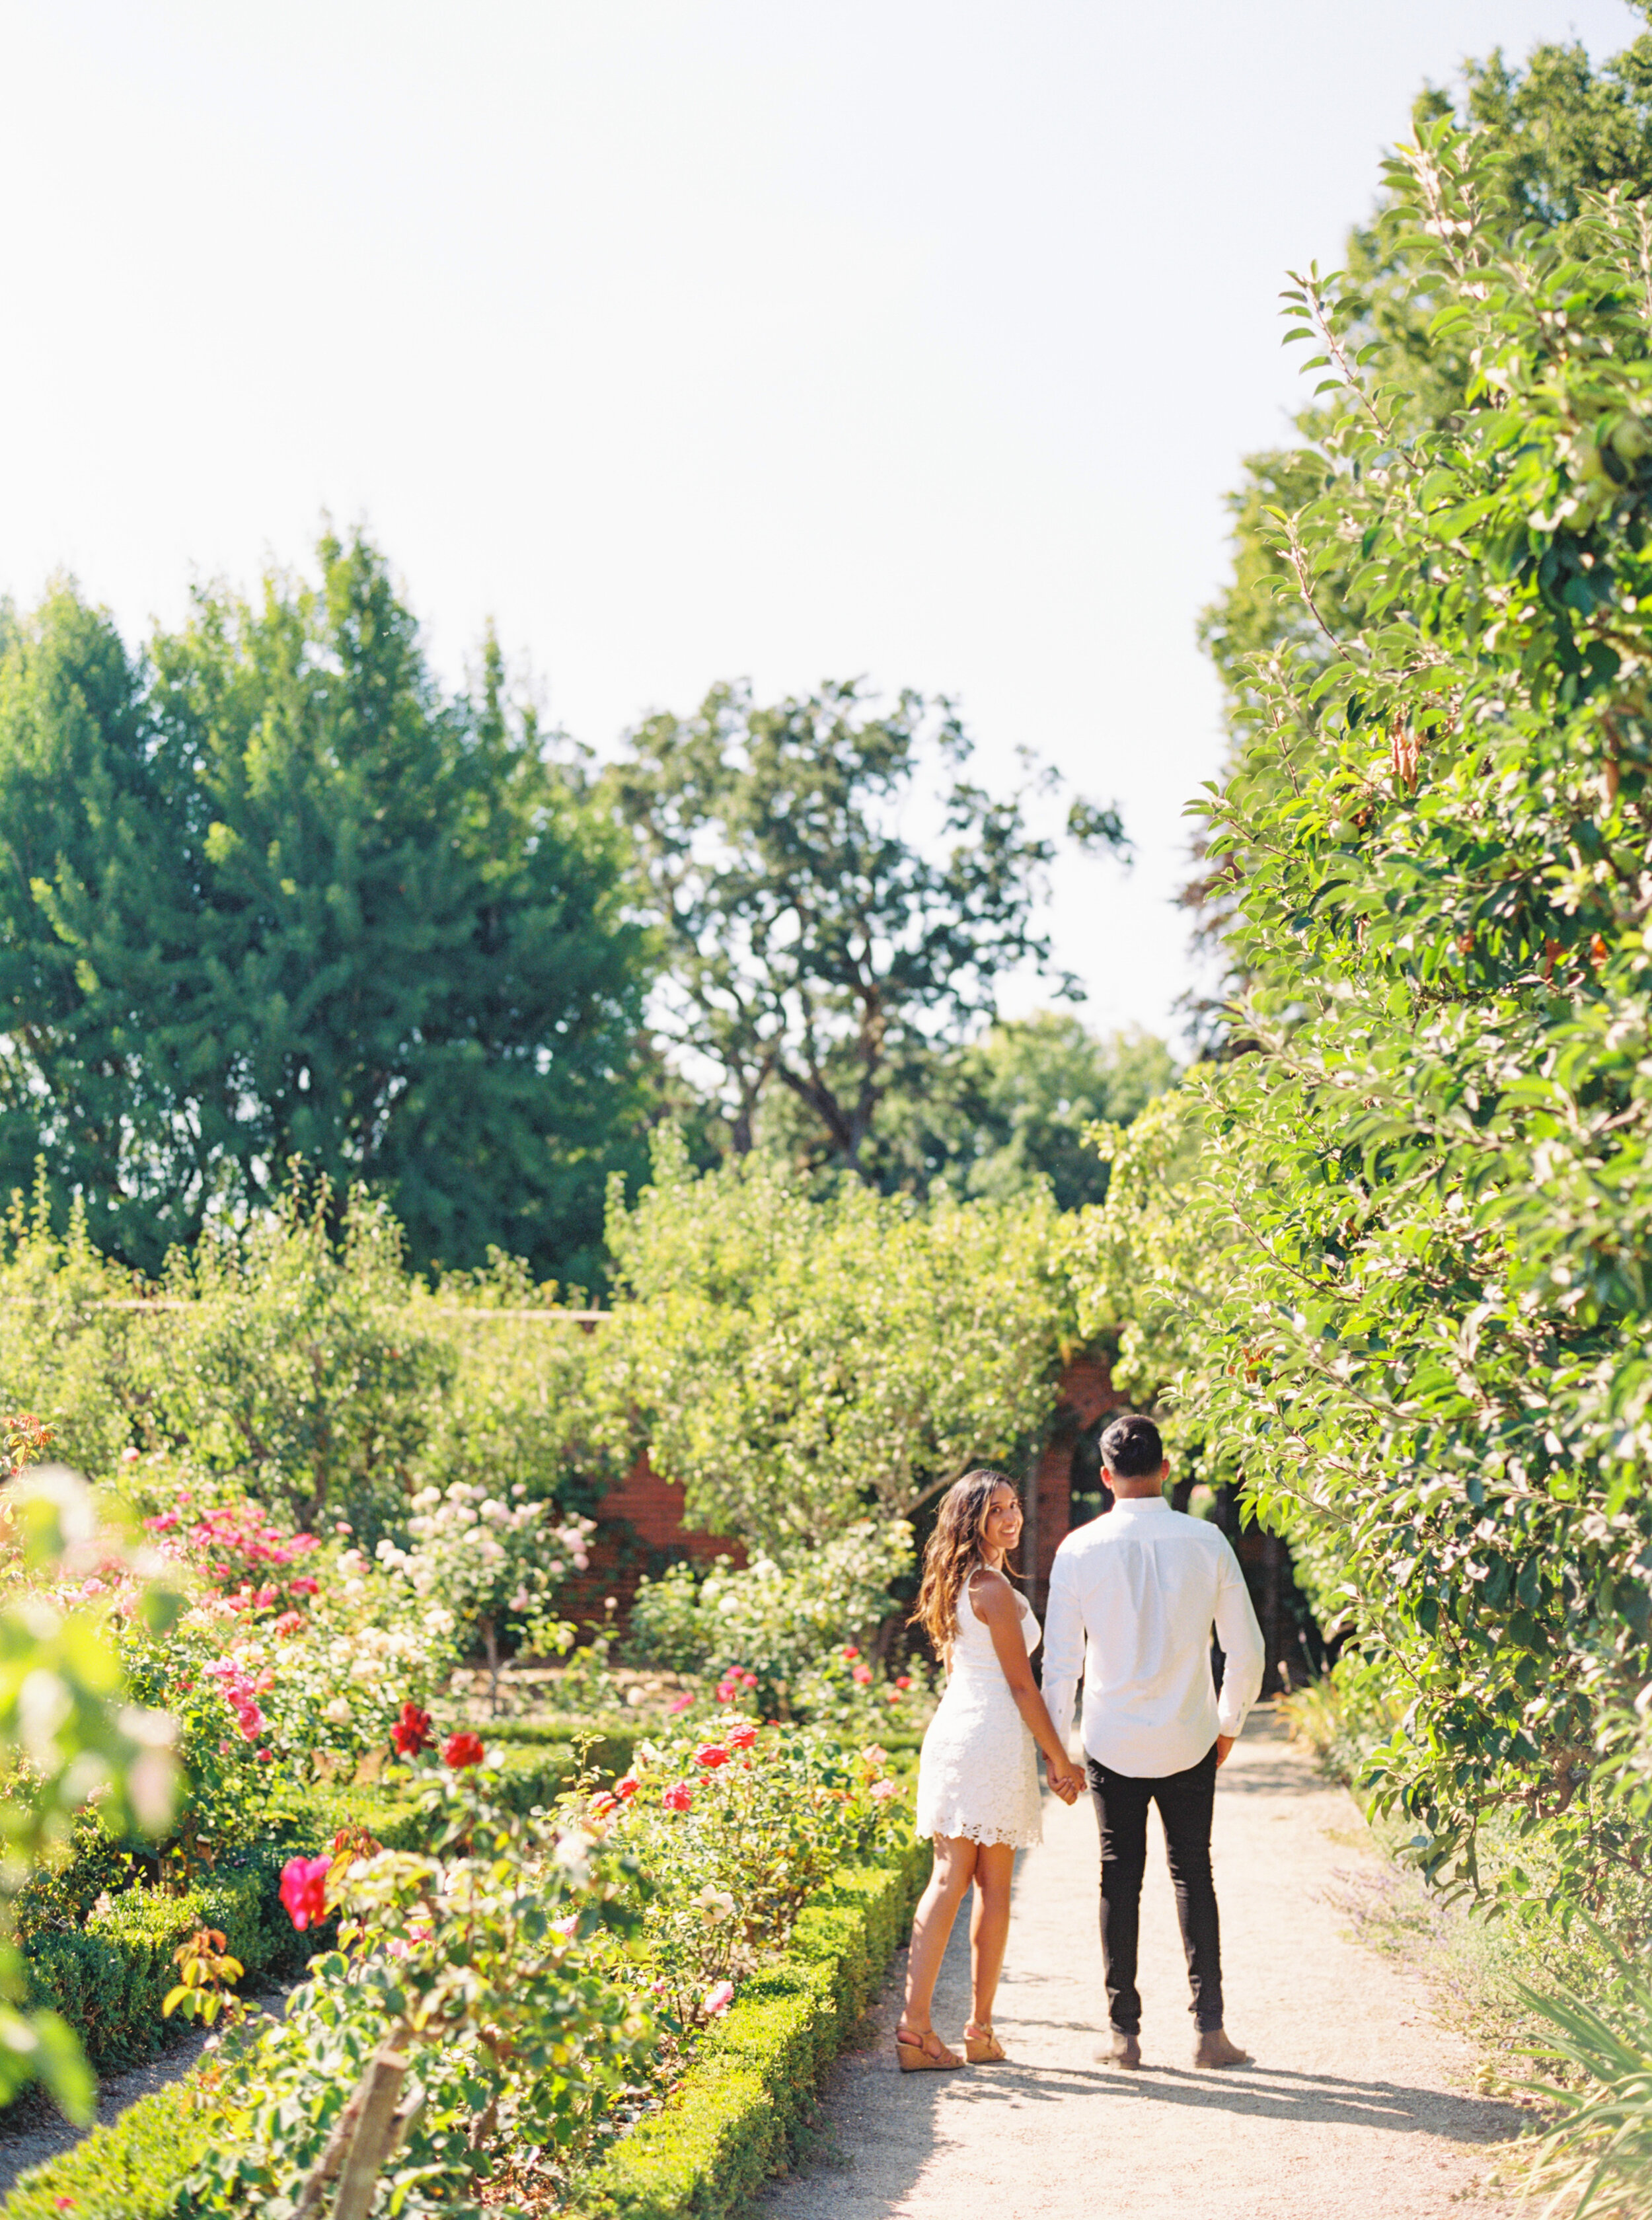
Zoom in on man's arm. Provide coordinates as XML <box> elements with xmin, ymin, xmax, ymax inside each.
<box><xmin>1213</xmin><ymin>1537</ymin><xmax>1265</xmax><ymax>1752</ymax></box>
<box><xmin>1040</xmin><ymin>1549</ymin><xmax>1084</xmax><ymax>1761</ymax></box>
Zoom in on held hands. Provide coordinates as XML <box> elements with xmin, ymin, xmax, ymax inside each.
<box><xmin>1215</xmin><ymin>1734</ymin><xmax>1235</xmax><ymax>1768</ymax></box>
<box><xmin>1045</xmin><ymin>1752</ymin><xmax>1084</xmax><ymax>1806</ymax></box>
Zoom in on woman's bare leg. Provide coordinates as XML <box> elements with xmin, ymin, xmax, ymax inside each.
<box><xmin>902</xmin><ymin>1837</ymin><xmax>979</xmax><ymax>2037</ymax></box>
<box><xmin>966</xmin><ymin>1843</ymin><xmax>1017</xmax><ymax>2034</ymax></box>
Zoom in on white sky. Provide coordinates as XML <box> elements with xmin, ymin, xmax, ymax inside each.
<box><xmin>0</xmin><ymin>0</ymin><xmax>1640</xmax><ymax>1048</ymax></box>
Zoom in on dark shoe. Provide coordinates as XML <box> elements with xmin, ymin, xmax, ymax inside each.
<box><xmin>1098</xmin><ymin>2029</ymin><xmax>1142</xmax><ymax>2069</ymax></box>
<box><xmin>1193</xmin><ymin>2027</ymin><xmax>1250</xmax><ymax>2068</ymax></box>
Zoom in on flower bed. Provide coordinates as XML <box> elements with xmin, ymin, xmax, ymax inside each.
<box><xmin>0</xmin><ymin>1781</ymin><xmax>926</xmax><ymax>2220</ymax></box>
<box><xmin>571</xmin><ymin>1832</ymin><xmax>930</xmax><ymax>2219</ymax></box>
<box><xmin>13</xmin><ymin>1730</ymin><xmax>637</xmax><ymax>2074</ymax></box>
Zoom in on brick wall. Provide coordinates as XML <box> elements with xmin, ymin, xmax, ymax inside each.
<box><xmin>572</xmin><ymin>1451</ymin><xmax>744</xmax><ymax>1623</ymax></box>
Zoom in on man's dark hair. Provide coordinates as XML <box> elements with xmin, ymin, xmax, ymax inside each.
<box><xmin>1100</xmin><ymin>1413</ymin><xmax>1164</xmax><ymax>1479</ymax></box>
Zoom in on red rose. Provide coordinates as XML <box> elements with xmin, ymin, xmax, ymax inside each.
<box><xmin>728</xmin><ymin>1724</ymin><xmax>758</xmax><ymax>1751</ymax></box>
<box><xmin>661</xmin><ymin>1779</ymin><xmax>694</xmax><ymax>1812</ymax></box>
<box><xmin>895</xmin><ymin>1676</ymin><xmax>912</xmax><ymax>1689</ymax></box>
<box><xmin>279</xmin><ymin>1854</ymin><xmax>331</xmax><ymax>1931</ymax></box>
<box><xmin>852</xmin><ymin>1664</ymin><xmax>873</xmax><ymax>1686</ymax></box>
<box><xmin>591</xmin><ymin>1791</ymin><xmax>619</xmax><ymax>1818</ymax></box>
<box><xmin>289</xmin><ymin>1576</ymin><xmax>319</xmax><ymax>1596</ymax></box>
<box><xmin>616</xmin><ymin>1773</ymin><xmax>640</xmax><ymax>1800</ymax></box>
<box><xmin>393</xmin><ymin>1702</ymin><xmax>433</xmax><ymax>1757</ymax></box>
<box><xmin>695</xmin><ymin>1743</ymin><xmax>730</xmax><ymax>1769</ymax></box>
<box><xmin>841</xmin><ymin>1646</ymin><xmax>859</xmax><ymax>1661</ymax></box>
<box><xmin>443</xmin><ymin>1732</ymin><xmax>486</xmax><ymax>1769</ymax></box>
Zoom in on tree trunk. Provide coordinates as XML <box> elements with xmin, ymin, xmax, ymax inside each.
<box><xmin>330</xmin><ymin>2048</ymin><xmax>410</xmax><ymax>2220</ymax></box>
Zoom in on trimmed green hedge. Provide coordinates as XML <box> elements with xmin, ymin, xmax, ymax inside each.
<box><xmin>571</xmin><ymin>1830</ymin><xmax>931</xmax><ymax>2219</ymax></box>
<box><xmin>1</xmin><ymin>1825</ymin><xmax>930</xmax><ymax>2220</ymax></box>
<box><xmin>24</xmin><ymin>1868</ymin><xmax>272</xmax><ymax>2068</ymax></box>
<box><xmin>0</xmin><ymin>2082</ymin><xmax>209</xmax><ymax>2220</ymax></box>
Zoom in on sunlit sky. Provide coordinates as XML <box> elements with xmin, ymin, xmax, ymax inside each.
<box><xmin>0</xmin><ymin>0</ymin><xmax>1641</xmax><ymax>1047</ymax></box>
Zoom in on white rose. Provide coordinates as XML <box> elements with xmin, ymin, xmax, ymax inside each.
<box><xmin>324</xmin><ymin>1696</ymin><xmax>352</xmax><ymax>1723</ymax></box>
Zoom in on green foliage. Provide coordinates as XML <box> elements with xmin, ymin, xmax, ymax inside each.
<box><xmin>0</xmin><ymin>1183</ymin><xmax>157</xmax><ymax>1479</ymax></box>
<box><xmin>24</xmin><ymin>1870</ymin><xmax>266</xmax><ymax>2067</ymax></box>
<box><xmin>628</xmin><ymin>1523</ymin><xmax>911</xmax><ymax>1709</ymax></box>
<box><xmin>0</xmin><ymin>1813</ymin><xmax>929</xmax><ymax>2220</ymax></box>
<box><xmin>0</xmin><ymin>587</ymin><xmax>206</xmax><ymax>1263</ymax></box>
<box><xmin>0</xmin><ymin>2080</ymin><xmax>210</xmax><ymax>2220</ymax></box>
<box><xmin>572</xmin><ymin>1836</ymin><xmax>929</xmax><ymax>2220</ymax></box>
<box><xmin>0</xmin><ymin>532</ymin><xmax>652</xmax><ymax>1283</ymax></box>
<box><xmin>607</xmin><ymin>1131</ymin><xmax>1070</xmax><ymax>1553</ymax></box>
<box><xmin>1082</xmin><ymin>120</ymin><xmax>1652</xmax><ymax>1931</ymax></box>
<box><xmin>178</xmin><ymin>1752</ymin><xmax>661</xmax><ymax>2219</ymax></box>
<box><xmin>1195</xmin><ymin>26</ymin><xmax>1652</xmax><ymax>1012</ymax></box>
<box><xmin>151</xmin><ymin>1180</ymin><xmax>448</xmax><ymax>1541</ymax></box>
<box><xmin>592</xmin><ymin>1721</ymin><xmax>907</xmax><ymax>2030</ymax></box>
<box><xmin>825</xmin><ymin>1014</ymin><xmax>1176</xmax><ymax>1209</ymax></box>
<box><xmin>0</xmin><ymin>1466</ymin><xmax>182</xmax><ymax>2119</ymax></box>
<box><xmin>609</xmin><ymin>679</ymin><xmax>1122</xmax><ymax>1173</ymax></box>
<box><xmin>1519</xmin><ymin>1936</ymin><xmax>1652</xmax><ymax>2219</ymax></box>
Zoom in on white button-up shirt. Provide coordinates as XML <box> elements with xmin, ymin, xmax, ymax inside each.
<box><xmin>1041</xmin><ymin>1497</ymin><xmax>1265</xmax><ymax>1779</ymax></box>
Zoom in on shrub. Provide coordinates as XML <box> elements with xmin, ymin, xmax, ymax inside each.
<box><xmin>572</xmin><ymin>1835</ymin><xmax>930</xmax><ymax>2219</ymax></box>
<box><xmin>24</xmin><ymin>1870</ymin><xmax>266</xmax><ymax>2067</ymax></box>
<box><xmin>589</xmin><ymin>1719</ymin><xmax>907</xmax><ymax>2028</ymax></box>
<box><xmin>181</xmin><ymin>1761</ymin><xmax>652</xmax><ymax>2217</ymax></box>
<box><xmin>149</xmin><ymin>1182</ymin><xmax>449</xmax><ymax>1547</ymax></box>
<box><xmin>0</xmin><ymin>2081</ymin><xmax>209</xmax><ymax>2220</ymax></box>
<box><xmin>627</xmin><ymin>1522</ymin><xmax>912</xmax><ymax>1714</ymax></box>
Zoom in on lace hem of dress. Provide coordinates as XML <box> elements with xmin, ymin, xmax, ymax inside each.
<box><xmin>922</xmin><ymin>1814</ymin><xmax>1042</xmax><ymax>1848</ymax></box>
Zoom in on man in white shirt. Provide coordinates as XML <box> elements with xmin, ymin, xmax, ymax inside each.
<box><xmin>1042</xmin><ymin>1412</ymin><xmax>1265</xmax><ymax>2071</ymax></box>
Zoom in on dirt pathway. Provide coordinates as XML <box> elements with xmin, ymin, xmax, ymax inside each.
<box><xmin>763</xmin><ymin>1711</ymin><xmax>1522</xmax><ymax>2220</ymax></box>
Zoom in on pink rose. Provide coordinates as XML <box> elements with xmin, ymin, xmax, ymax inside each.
<box><xmin>661</xmin><ymin>1780</ymin><xmax>694</xmax><ymax>1814</ymax></box>
<box><xmin>695</xmin><ymin>1743</ymin><xmax>730</xmax><ymax>1770</ymax></box>
<box><xmin>704</xmin><ymin>1980</ymin><xmax>735</xmax><ymax>2016</ymax></box>
<box><xmin>279</xmin><ymin>1854</ymin><xmax>331</xmax><ymax>1931</ymax></box>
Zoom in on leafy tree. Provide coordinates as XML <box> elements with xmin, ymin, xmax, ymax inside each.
<box><xmin>149</xmin><ymin>533</ymin><xmax>651</xmax><ymax>1282</ymax></box>
<box><xmin>609</xmin><ymin>681</ymin><xmax>1123</xmax><ymax>1175</ymax></box>
<box><xmin>1191</xmin><ymin>22</ymin><xmax>1652</xmax><ymax>1018</ymax></box>
<box><xmin>0</xmin><ymin>589</ymin><xmax>215</xmax><ymax>1259</ymax></box>
<box><xmin>1078</xmin><ymin>119</ymin><xmax>1652</xmax><ymax>1926</ymax></box>
<box><xmin>848</xmin><ymin>1014</ymin><xmax>1176</xmax><ymax>1209</ymax></box>
<box><xmin>0</xmin><ymin>536</ymin><xmax>653</xmax><ymax>1282</ymax></box>
<box><xmin>606</xmin><ymin>1128</ymin><xmax>1072</xmax><ymax>1556</ymax></box>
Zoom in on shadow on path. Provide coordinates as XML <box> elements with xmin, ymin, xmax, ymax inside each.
<box><xmin>935</xmin><ymin>2059</ymin><xmax>1515</xmax><ymax>2143</ymax></box>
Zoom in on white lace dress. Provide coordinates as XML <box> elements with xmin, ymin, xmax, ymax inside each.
<box><xmin>914</xmin><ymin>1583</ymin><xmax>1043</xmax><ymax>1847</ymax></box>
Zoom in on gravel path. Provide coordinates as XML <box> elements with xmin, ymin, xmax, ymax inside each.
<box><xmin>764</xmin><ymin>1711</ymin><xmax>1523</xmax><ymax>2220</ymax></box>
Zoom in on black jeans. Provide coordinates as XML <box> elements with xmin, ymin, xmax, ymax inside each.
<box><xmin>1087</xmin><ymin>1743</ymin><xmax>1222</xmax><ymax>2034</ymax></box>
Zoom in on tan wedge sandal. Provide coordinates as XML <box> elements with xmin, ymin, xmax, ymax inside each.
<box><xmin>895</xmin><ymin>2024</ymin><xmax>961</xmax><ymax>2071</ymax></box>
<box><xmin>963</xmin><ymin>2022</ymin><xmax>1006</xmax><ymax>2063</ymax></box>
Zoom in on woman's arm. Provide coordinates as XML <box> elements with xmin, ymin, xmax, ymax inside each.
<box><xmin>970</xmin><ymin>1571</ymin><xmax>1082</xmax><ymax>1798</ymax></box>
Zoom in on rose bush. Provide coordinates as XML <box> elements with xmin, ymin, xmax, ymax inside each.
<box><xmin>183</xmin><ymin>1759</ymin><xmax>652</xmax><ymax>2217</ymax></box>
<box><xmin>382</xmin><ymin>1480</ymin><xmax>594</xmax><ymax>1682</ymax></box>
<box><xmin>590</xmin><ymin>1714</ymin><xmax>908</xmax><ymax>2029</ymax></box>
<box><xmin>626</xmin><ymin>1519</ymin><xmax>915</xmax><ymax>1716</ymax></box>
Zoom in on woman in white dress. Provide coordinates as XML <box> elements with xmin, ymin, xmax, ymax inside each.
<box><xmin>898</xmin><ymin>1469</ymin><xmax>1084</xmax><ymax>2069</ymax></box>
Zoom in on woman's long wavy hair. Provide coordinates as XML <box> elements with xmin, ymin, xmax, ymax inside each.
<box><xmin>910</xmin><ymin>1469</ymin><xmax>1020</xmax><ymax>1655</ymax></box>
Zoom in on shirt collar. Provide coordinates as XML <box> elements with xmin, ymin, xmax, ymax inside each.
<box><xmin>1107</xmin><ymin>1495</ymin><xmax>1174</xmax><ymax>1520</ymax></box>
